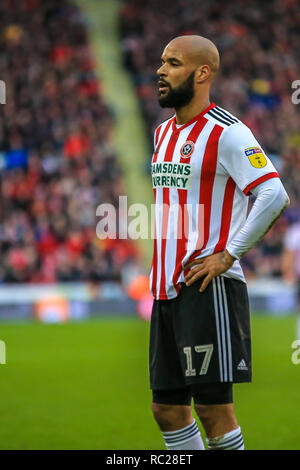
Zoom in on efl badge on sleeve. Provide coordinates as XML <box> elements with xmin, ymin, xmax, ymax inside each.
<box><xmin>244</xmin><ymin>147</ymin><xmax>267</xmax><ymax>168</ymax></box>
<box><xmin>180</xmin><ymin>141</ymin><xmax>195</xmax><ymax>159</ymax></box>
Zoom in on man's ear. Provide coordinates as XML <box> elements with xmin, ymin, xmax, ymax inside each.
<box><xmin>195</xmin><ymin>64</ymin><xmax>211</xmax><ymax>84</ymax></box>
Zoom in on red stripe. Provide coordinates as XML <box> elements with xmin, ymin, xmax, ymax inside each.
<box><xmin>213</xmin><ymin>177</ymin><xmax>236</xmax><ymax>253</ymax></box>
<box><xmin>186</xmin><ymin>116</ymin><xmax>208</xmax><ymax>147</ymax></box>
<box><xmin>188</xmin><ymin>124</ymin><xmax>224</xmax><ymax>264</ymax></box>
<box><xmin>150</xmin><ymin>212</ymin><xmax>157</xmax><ymax>298</ymax></box>
<box><xmin>154</xmin><ymin>125</ymin><xmax>162</xmax><ymax>146</ymax></box>
<box><xmin>171</xmin><ymin>102</ymin><xmax>216</xmax><ymax>133</ymax></box>
<box><xmin>153</xmin><ymin>118</ymin><xmax>173</xmax><ymax>160</ymax></box>
<box><xmin>243</xmin><ymin>172</ymin><xmax>279</xmax><ymax>195</ymax></box>
<box><xmin>171</xmin><ymin>118</ymin><xmax>208</xmax><ymax>290</ymax></box>
<box><xmin>150</xmin><ymin>119</ymin><xmax>173</xmax><ymax>298</ymax></box>
<box><xmin>159</xmin><ymin>130</ymin><xmax>180</xmax><ymax>298</ymax></box>
<box><xmin>153</xmin><ymin>107</ymin><xmax>216</xmax><ymax>297</ymax></box>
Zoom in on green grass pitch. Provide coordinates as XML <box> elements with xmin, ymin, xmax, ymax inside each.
<box><xmin>0</xmin><ymin>314</ymin><xmax>299</xmax><ymax>449</ymax></box>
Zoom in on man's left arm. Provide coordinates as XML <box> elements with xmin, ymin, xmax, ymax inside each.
<box><xmin>184</xmin><ymin>177</ymin><xmax>290</xmax><ymax>292</ymax></box>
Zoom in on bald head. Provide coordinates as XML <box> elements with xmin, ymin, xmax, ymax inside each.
<box><xmin>165</xmin><ymin>35</ymin><xmax>220</xmax><ymax>80</ymax></box>
<box><xmin>157</xmin><ymin>35</ymin><xmax>220</xmax><ymax>113</ymax></box>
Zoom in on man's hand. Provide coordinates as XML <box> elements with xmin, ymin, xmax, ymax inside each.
<box><xmin>183</xmin><ymin>250</ymin><xmax>235</xmax><ymax>293</ymax></box>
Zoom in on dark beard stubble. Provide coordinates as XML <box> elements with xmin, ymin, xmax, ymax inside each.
<box><xmin>158</xmin><ymin>70</ymin><xmax>195</xmax><ymax>109</ymax></box>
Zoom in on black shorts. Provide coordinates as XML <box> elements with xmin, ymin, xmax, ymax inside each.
<box><xmin>152</xmin><ymin>382</ymin><xmax>233</xmax><ymax>405</ymax></box>
<box><xmin>149</xmin><ymin>275</ymin><xmax>252</xmax><ymax>390</ymax></box>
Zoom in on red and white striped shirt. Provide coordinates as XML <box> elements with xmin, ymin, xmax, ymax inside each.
<box><xmin>150</xmin><ymin>102</ymin><xmax>279</xmax><ymax>300</ymax></box>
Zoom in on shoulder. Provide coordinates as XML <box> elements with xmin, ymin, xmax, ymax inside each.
<box><xmin>204</xmin><ymin>105</ymin><xmax>241</xmax><ymax>129</ymax></box>
<box><xmin>205</xmin><ymin>107</ymin><xmax>257</xmax><ymax>150</ymax></box>
<box><xmin>154</xmin><ymin>115</ymin><xmax>174</xmax><ymax>134</ymax></box>
<box><xmin>153</xmin><ymin>116</ymin><xmax>174</xmax><ymax>147</ymax></box>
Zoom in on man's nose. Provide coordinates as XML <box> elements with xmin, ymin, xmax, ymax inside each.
<box><xmin>157</xmin><ymin>64</ymin><xmax>167</xmax><ymax>76</ymax></box>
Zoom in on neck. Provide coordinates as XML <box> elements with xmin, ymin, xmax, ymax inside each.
<box><xmin>175</xmin><ymin>95</ymin><xmax>211</xmax><ymax>125</ymax></box>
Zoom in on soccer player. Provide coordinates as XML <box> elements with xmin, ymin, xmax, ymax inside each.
<box><xmin>282</xmin><ymin>221</ymin><xmax>300</xmax><ymax>340</ymax></box>
<box><xmin>149</xmin><ymin>35</ymin><xmax>289</xmax><ymax>450</ymax></box>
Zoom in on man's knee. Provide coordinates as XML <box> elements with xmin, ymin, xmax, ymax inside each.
<box><xmin>194</xmin><ymin>403</ymin><xmax>215</xmax><ymax>427</ymax></box>
<box><xmin>151</xmin><ymin>403</ymin><xmax>192</xmax><ymax>431</ymax></box>
<box><xmin>194</xmin><ymin>403</ymin><xmax>237</xmax><ymax>437</ymax></box>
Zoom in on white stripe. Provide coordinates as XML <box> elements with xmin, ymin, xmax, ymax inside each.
<box><xmin>221</xmin><ymin>277</ymin><xmax>233</xmax><ymax>381</ymax></box>
<box><xmin>149</xmin><ymin>266</ymin><xmax>153</xmax><ymax>288</ymax></box>
<box><xmin>157</xmin><ymin>117</ymin><xmax>174</xmax><ymax>143</ymax></box>
<box><xmin>155</xmin><ymin>189</ymin><xmax>163</xmax><ymax>296</ymax></box>
<box><xmin>177</xmin><ymin>120</ymin><xmax>215</xmax><ymax>283</ymax></box>
<box><xmin>164</xmin><ymin>422</ymin><xmax>198</xmax><ymax>443</ymax></box>
<box><xmin>186</xmin><ymin>120</ymin><xmax>214</xmax><ymax>255</ymax></box>
<box><xmin>166</xmin><ymin>431</ymin><xmax>200</xmax><ymax>447</ymax></box>
<box><xmin>164</xmin><ymin>126</ymin><xmax>192</xmax><ymax>298</ymax></box>
<box><xmin>209</xmin><ymin>174</ymin><xmax>228</xmax><ymax>252</ymax></box>
<box><xmin>212</xmin><ymin>278</ymin><xmax>223</xmax><ymax>382</ymax></box>
<box><xmin>164</xmin><ymin>197</ymin><xmax>179</xmax><ymax>298</ymax></box>
<box><xmin>216</xmin><ymin>276</ymin><xmax>228</xmax><ymax>381</ymax></box>
<box><xmin>154</xmin><ymin>123</ymin><xmax>173</xmax><ymax>297</ymax></box>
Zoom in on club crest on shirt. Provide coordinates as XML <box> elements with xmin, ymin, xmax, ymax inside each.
<box><xmin>244</xmin><ymin>147</ymin><xmax>267</xmax><ymax>168</ymax></box>
<box><xmin>180</xmin><ymin>141</ymin><xmax>195</xmax><ymax>159</ymax></box>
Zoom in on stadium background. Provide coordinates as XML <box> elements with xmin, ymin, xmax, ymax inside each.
<box><xmin>0</xmin><ymin>0</ymin><xmax>299</xmax><ymax>449</ymax></box>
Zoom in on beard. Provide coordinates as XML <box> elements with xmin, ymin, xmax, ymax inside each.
<box><xmin>158</xmin><ymin>70</ymin><xmax>195</xmax><ymax>109</ymax></box>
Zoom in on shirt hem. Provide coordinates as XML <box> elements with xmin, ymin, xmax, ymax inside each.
<box><xmin>151</xmin><ymin>273</ymin><xmax>246</xmax><ymax>300</ymax></box>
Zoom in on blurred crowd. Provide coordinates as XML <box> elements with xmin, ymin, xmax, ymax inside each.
<box><xmin>0</xmin><ymin>0</ymin><xmax>299</xmax><ymax>285</ymax></box>
<box><xmin>120</xmin><ymin>0</ymin><xmax>300</xmax><ymax>279</ymax></box>
<box><xmin>0</xmin><ymin>0</ymin><xmax>138</xmax><ymax>284</ymax></box>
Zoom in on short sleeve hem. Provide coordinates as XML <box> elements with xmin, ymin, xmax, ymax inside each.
<box><xmin>243</xmin><ymin>172</ymin><xmax>279</xmax><ymax>195</ymax></box>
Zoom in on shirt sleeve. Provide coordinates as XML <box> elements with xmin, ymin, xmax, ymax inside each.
<box><xmin>218</xmin><ymin>122</ymin><xmax>279</xmax><ymax>195</ymax></box>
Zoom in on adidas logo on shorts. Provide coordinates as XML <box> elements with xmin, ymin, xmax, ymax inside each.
<box><xmin>237</xmin><ymin>359</ymin><xmax>248</xmax><ymax>371</ymax></box>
